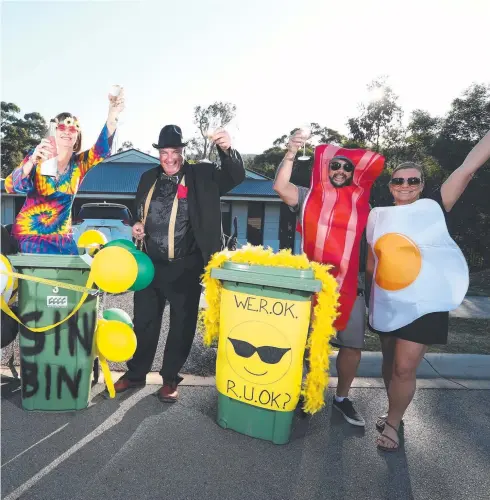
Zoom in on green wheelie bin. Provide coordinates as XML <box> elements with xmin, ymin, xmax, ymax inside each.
<box><xmin>8</xmin><ymin>254</ymin><xmax>98</xmax><ymax>412</ymax></box>
<box><xmin>211</xmin><ymin>262</ymin><xmax>321</xmax><ymax>444</ymax></box>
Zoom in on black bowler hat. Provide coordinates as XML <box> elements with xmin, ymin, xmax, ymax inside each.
<box><xmin>152</xmin><ymin>125</ymin><xmax>188</xmax><ymax>149</ymax></box>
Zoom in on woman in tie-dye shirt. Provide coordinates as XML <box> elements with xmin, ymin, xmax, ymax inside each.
<box><xmin>5</xmin><ymin>91</ymin><xmax>125</xmax><ymax>254</ymax></box>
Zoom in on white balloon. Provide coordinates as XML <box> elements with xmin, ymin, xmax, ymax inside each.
<box><xmin>3</xmin><ymin>272</ymin><xmax>17</xmax><ymax>304</ymax></box>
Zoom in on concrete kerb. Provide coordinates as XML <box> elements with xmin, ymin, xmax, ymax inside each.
<box><xmin>5</xmin><ymin>352</ymin><xmax>488</xmax><ymax>389</ymax></box>
<box><xmin>331</xmin><ymin>352</ymin><xmax>490</xmax><ymax>380</ymax></box>
<box><xmin>2</xmin><ymin>353</ymin><xmax>489</xmax><ymax>384</ymax></box>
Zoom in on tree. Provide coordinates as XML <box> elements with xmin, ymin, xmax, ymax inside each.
<box><xmin>190</xmin><ymin>101</ymin><xmax>237</xmax><ymax>161</ymax></box>
<box><xmin>431</xmin><ymin>83</ymin><xmax>490</xmax><ymax>269</ymax></box>
<box><xmin>362</xmin><ymin>82</ymin><xmax>490</xmax><ymax>270</ymax></box>
<box><xmin>117</xmin><ymin>140</ymin><xmax>134</xmax><ymax>153</ymax></box>
<box><xmin>405</xmin><ymin>110</ymin><xmax>441</xmax><ymax>161</ymax></box>
<box><xmin>250</xmin><ymin>123</ymin><xmax>344</xmax><ymax>185</ymax></box>
<box><xmin>347</xmin><ymin>77</ymin><xmax>404</xmax><ymax>153</ymax></box>
<box><xmin>434</xmin><ymin>83</ymin><xmax>490</xmax><ymax>172</ymax></box>
<box><xmin>1</xmin><ymin>102</ymin><xmax>47</xmax><ymax>177</ymax></box>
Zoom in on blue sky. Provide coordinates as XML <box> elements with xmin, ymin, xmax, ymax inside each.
<box><xmin>2</xmin><ymin>0</ymin><xmax>489</xmax><ymax>155</ymax></box>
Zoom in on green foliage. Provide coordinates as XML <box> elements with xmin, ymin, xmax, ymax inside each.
<box><xmin>250</xmin><ymin>122</ymin><xmax>342</xmax><ymax>186</ymax></box>
<box><xmin>370</xmin><ymin>82</ymin><xmax>490</xmax><ymax>270</ymax></box>
<box><xmin>188</xmin><ymin>101</ymin><xmax>237</xmax><ymax>162</ymax></box>
<box><xmin>1</xmin><ymin>102</ymin><xmax>47</xmax><ymax>177</ymax></box>
<box><xmin>117</xmin><ymin>140</ymin><xmax>134</xmax><ymax>153</ymax></box>
<box><xmin>251</xmin><ymin>81</ymin><xmax>490</xmax><ymax>270</ymax></box>
<box><xmin>347</xmin><ymin>77</ymin><xmax>404</xmax><ymax>152</ymax></box>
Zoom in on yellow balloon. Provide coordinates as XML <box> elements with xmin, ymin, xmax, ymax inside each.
<box><xmin>96</xmin><ymin>319</ymin><xmax>137</xmax><ymax>362</ymax></box>
<box><xmin>77</xmin><ymin>230</ymin><xmax>108</xmax><ymax>256</ymax></box>
<box><xmin>91</xmin><ymin>246</ymin><xmax>138</xmax><ymax>293</ymax></box>
<box><xmin>0</xmin><ymin>255</ymin><xmax>13</xmax><ymax>295</ymax></box>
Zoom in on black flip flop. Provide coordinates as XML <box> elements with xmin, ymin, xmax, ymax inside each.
<box><xmin>376</xmin><ymin>414</ymin><xmax>404</xmax><ymax>433</ymax></box>
<box><xmin>376</xmin><ymin>421</ymin><xmax>400</xmax><ymax>452</ymax></box>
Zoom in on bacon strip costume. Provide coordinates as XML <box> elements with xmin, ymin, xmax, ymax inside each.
<box><xmin>300</xmin><ymin>145</ymin><xmax>384</xmax><ymax>330</ymax></box>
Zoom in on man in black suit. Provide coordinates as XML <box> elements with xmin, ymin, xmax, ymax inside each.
<box><xmin>114</xmin><ymin>125</ymin><xmax>245</xmax><ymax>402</ymax></box>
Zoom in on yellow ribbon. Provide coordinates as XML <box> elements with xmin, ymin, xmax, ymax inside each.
<box><xmin>0</xmin><ymin>276</ymin><xmax>94</xmax><ymax>333</ymax></box>
<box><xmin>99</xmin><ymin>354</ymin><xmax>115</xmax><ymax>398</ymax></box>
<box><xmin>0</xmin><ymin>269</ymin><xmax>98</xmax><ymax>295</ymax></box>
<box><xmin>0</xmin><ymin>269</ymin><xmax>117</xmax><ymax>398</ymax></box>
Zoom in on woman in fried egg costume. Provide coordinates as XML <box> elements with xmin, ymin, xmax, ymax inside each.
<box><xmin>366</xmin><ymin>130</ymin><xmax>490</xmax><ymax>452</ymax></box>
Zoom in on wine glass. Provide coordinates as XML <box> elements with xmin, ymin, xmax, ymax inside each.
<box><xmin>298</xmin><ymin>123</ymin><xmax>311</xmax><ymax>161</ymax></box>
<box><xmin>202</xmin><ymin>116</ymin><xmax>221</xmax><ymax>163</ymax></box>
<box><xmin>109</xmin><ymin>85</ymin><xmax>124</xmax><ymax>154</ymax></box>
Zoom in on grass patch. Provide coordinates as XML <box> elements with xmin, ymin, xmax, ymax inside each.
<box><xmin>468</xmin><ymin>269</ymin><xmax>490</xmax><ymax>296</ymax></box>
<box><xmin>363</xmin><ymin>318</ymin><xmax>490</xmax><ymax>354</ymax></box>
<box><xmin>198</xmin><ymin>310</ymin><xmax>489</xmax><ymax>355</ymax></box>
<box><xmin>430</xmin><ymin>318</ymin><xmax>490</xmax><ymax>354</ymax></box>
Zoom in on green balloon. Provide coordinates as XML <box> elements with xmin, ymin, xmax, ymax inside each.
<box><xmin>129</xmin><ymin>249</ymin><xmax>155</xmax><ymax>291</ymax></box>
<box><xmin>102</xmin><ymin>308</ymin><xmax>134</xmax><ymax>327</ymax></box>
<box><xmin>104</xmin><ymin>239</ymin><xmax>136</xmax><ymax>251</ymax></box>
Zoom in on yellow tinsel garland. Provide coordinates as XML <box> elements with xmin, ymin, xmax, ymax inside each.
<box><xmin>200</xmin><ymin>244</ymin><xmax>339</xmax><ymax>415</ymax></box>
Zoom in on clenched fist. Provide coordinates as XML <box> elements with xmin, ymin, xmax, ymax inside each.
<box><xmin>132</xmin><ymin>221</ymin><xmax>145</xmax><ymax>241</ymax></box>
<box><xmin>287</xmin><ymin>130</ymin><xmax>305</xmax><ymax>156</ymax></box>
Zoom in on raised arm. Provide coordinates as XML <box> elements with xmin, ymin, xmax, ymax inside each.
<box><xmin>4</xmin><ymin>138</ymin><xmax>56</xmax><ymax>194</ymax></box>
<box><xmin>211</xmin><ymin>129</ymin><xmax>245</xmax><ymax>195</ymax></box>
<box><xmin>441</xmin><ymin>130</ymin><xmax>490</xmax><ymax>211</ymax></box>
<box><xmin>272</xmin><ymin>130</ymin><xmax>304</xmax><ymax>207</ymax></box>
<box><xmin>75</xmin><ymin>89</ymin><xmax>125</xmax><ymax>177</ymax></box>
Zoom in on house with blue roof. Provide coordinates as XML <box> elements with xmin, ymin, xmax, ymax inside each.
<box><xmin>1</xmin><ymin>149</ymin><xmax>302</xmax><ymax>253</ymax></box>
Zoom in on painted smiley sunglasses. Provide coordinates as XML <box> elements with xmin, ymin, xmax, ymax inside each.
<box><xmin>228</xmin><ymin>338</ymin><xmax>291</xmax><ymax>364</ymax></box>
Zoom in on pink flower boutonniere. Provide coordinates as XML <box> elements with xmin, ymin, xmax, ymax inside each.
<box><xmin>177</xmin><ymin>184</ymin><xmax>188</xmax><ymax>200</ymax></box>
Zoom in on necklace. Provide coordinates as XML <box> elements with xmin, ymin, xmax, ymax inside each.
<box><xmin>54</xmin><ymin>161</ymin><xmax>71</xmax><ymax>184</ymax></box>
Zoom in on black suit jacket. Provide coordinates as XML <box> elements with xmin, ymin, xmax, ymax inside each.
<box><xmin>135</xmin><ymin>148</ymin><xmax>245</xmax><ymax>265</ymax></box>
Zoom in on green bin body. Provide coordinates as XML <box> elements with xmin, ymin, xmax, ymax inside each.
<box><xmin>211</xmin><ymin>262</ymin><xmax>321</xmax><ymax>444</ymax></box>
<box><xmin>8</xmin><ymin>254</ymin><xmax>98</xmax><ymax>412</ymax></box>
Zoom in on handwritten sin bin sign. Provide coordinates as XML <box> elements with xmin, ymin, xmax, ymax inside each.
<box><xmin>20</xmin><ymin>308</ymin><xmax>96</xmax><ymax>405</ymax></box>
<box><xmin>216</xmin><ymin>286</ymin><xmax>312</xmax><ymax>413</ymax></box>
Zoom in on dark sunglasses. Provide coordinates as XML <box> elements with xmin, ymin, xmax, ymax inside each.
<box><xmin>390</xmin><ymin>177</ymin><xmax>422</xmax><ymax>186</ymax></box>
<box><xmin>330</xmin><ymin>161</ymin><xmax>354</xmax><ymax>173</ymax></box>
<box><xmin>228</xmin><ymin>338</ymin><xmax>291</xmax><ymax>364</ymax></box>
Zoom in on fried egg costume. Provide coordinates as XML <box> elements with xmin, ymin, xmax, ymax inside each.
<box><xmin>301</xmin><ymin>145</ymin><xmax>384</xmax><ymax>330</ymax></box>
<box><xmin>366</xmin><ymin>198</ymin><xmax>469</xmax><ymax>332</ymax></box>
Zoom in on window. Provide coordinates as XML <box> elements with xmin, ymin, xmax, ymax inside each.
<box><xmin>247</xmin><ymin>202</ymin><xmax>264</xmax><ymax>246</ymax></box>
<box><xmin>279</xmin><ymin>202</ymin><xmax>296</xmax><ymax>250</ymax></box>
<box><xmin>77</xmin><ymin>205</ymin><xmax>132</xmax><ymax>222</ymax></box>
<box><xmin>221</xmin><ymin>202</ymin><xmax>231</xmax><ymax>236</ymax></box>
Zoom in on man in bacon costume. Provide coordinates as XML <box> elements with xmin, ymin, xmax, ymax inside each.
<box><xmin>274</xmin><ymin>130</ymin><xmax>384</xmax><ymax>426</ymax></box>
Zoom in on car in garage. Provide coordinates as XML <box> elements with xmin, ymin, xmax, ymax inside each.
<box><xmin>72</xmin><ymin>202</ymin><xmax>133</xmax><ymax>244</ymax></box>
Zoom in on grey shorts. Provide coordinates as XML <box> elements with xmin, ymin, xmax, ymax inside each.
<box><xmin>330</xmin><ymin>296</ymin><xmax>366</xmax><ymax>350</ymax></box>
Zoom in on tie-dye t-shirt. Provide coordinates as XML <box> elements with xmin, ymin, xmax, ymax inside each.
<box><xmin>4</xmin><ymin>124</ymin><xmax>113</xmax><ymax>254</ymax></box>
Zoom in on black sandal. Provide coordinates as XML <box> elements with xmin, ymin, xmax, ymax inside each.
<box><xmin>376</xmin><ymin>421</ymin><xmax>400</xmax><ymax>452</ymax></box>
<box><xmin>376</xmin><ymin>414</ymin><xmax>404</xmax><ymax>433</ymax></box>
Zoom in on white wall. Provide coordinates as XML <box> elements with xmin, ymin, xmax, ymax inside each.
<box><xmin>231</xmin><ymin>201</ymin><xmax>248</xmax><ymax>247</ymax></box>
<box><xmin>1</xmin><ymin>197</ymin><xmax>15</xmax><ymax>226</ymax></box>
<box><xmin>263</xmin><ymin>203</ymin><xmax>280</xmax><ymax>251</ymax></box>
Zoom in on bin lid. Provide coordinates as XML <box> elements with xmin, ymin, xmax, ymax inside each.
<box><xmin>7</xmin><ymin>253</ymin><xmax>90</xmax><ymax>269</ymax></box>
<box><xmin>210</xmin><ymin>261</ymin><xmax>322</xmax><ymax>293</ymax></box>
